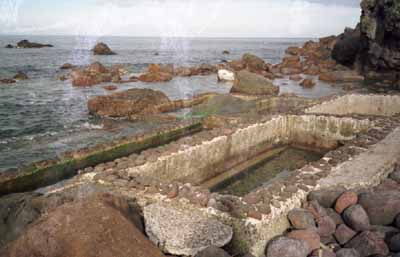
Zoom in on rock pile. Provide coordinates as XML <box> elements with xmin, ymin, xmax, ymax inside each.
<box><xmin>265</xmin><ymin>167</ymin><xmax>400</xmax><ymax>257</ymax></box>
<box><xmin>70</xmin><ymin>62</ymin><xmax>122</xmax><ymax>87</ymax></box>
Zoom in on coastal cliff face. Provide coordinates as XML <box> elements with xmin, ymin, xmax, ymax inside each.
<box><xmin>360</xmin><ymin>0</ymin><xmax>400</xmax><ymax>72</ymax></box>
<box><xmin>333</xmin><ymin>0</ymin><xmax>400</xmax><ymax>77</ymax></box>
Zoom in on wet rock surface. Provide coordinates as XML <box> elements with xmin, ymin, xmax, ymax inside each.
<box><xmin>88</xmin><ymin>88</ymin><xmax>171</xmax><ymax>117</ymax></box>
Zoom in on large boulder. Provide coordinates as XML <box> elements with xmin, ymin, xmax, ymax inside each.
<box><xmin>287</xmin><ymin>208</ymin><xmax>316</xmax><ymax>230</ymax></box>
<box><xmin>231</xmin><ymin>70</ymin><xmax>279</xmax><ymax>96</ymax></box>
<box><xmin>71</xmin><ymin>62</ymin><xmax>120</xmax><ymax>87</ymax></box>
<box><xmin>92</xmin><ymin>42</ymin><xmax>116</xmax><ymax>55</ymax></box>
<box><xmin>308</xmin><ymin>187</ymin><xmax>347</xmax><ymax>208</ymax></box>
<box><xmin>242</xmin><ymin>53</ymin><xmax>266</xmax><ymax>72</ymax></box>
<box><xmin>16</xmin><ymin>40</ymin><xmax>53</xmax><ymax>48</ymax></box>
<box><xmin>195</xmin><ymin>246</ymin><xmax>231</xmax><ymax>257</ymax></box>
<box><xmin>345</xmin><ymin>231</ymin><xmax>389</xmax><ymax>257</ymax></box>
<box><xmin>88</xmin><ymin>88</ymin><xmax>171</xmax><ymax>117</ymax></box>
<box><xmin>342</xmin><ymin>205</ymin><xmax>370</xmax><ymax>232</ymax></box>
<box><xmin>143</xmin><ymin>203</ymin><xmax>233</xmax><ymax>256</ymax></box>
<box><xmin>1</xmin><ymin>194</ymin><xmax>163</xmax><ymax>257</ymax></box>
<box><xmin>265</xmin><ymin>236</ymin><xmax>310</xmax><ymax>257</ymax></box>
<box><xmin>358</xmin><ymin>191</ymin><xmax>400</xmax><ymax>225</ymax></box>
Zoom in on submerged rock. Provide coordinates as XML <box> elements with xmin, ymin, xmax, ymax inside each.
<box><xmin>0</xmin><ymin>78</ymin><xmax>16</xmax><ymax>84</ymax></box>
<box><xmin>231</xmin><ymin>70</ymin><xmax>279</xmax><ymax>96</ymax></box>
<box><xmin>1</xmin><ymin>194</ymin><xmax>163</xmax><ymax>257</ymax></box>
<box><xmin>92</xmin><ymin>42</ymin><xmax>116</xmax><ymax>55</ymax></box>
<box><xmin>60</xmin><ymin>63</ymin><xmax>75</xmax><ymax>70</ymax></box>
<box><xmin>13</xmin><ymin>71</ymin><xmax>28</xmax><ymax>80</ymax></box>
<box><xmin>16</xmin><ymin>40</ymin><xmax>53</xmax><ymax>48</ymax></box>
<box><xmin>144</xmin><ymin>203</ymin><xmax>233</xmax><ymax>256</ymax></box>
<box><xmin>88</xmin><ymin>88</ymin><xmax>171</xmax><ymax>117</ymax></box>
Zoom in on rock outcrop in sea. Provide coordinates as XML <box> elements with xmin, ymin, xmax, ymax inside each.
<box><xmin>15</xmin><ymin>40</ymin><xmax>53</xmax><ymax>48</ymax></box>
<box><xmin>92</xmin><ymin>42</ymin><xmax>116</xmax><ymax>55</ymax></box>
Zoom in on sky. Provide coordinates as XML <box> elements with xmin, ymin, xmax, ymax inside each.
<box><xmin>0</xmin><ymin>0</ymin><xmax>361</xmax><ymax>38</ymax></box>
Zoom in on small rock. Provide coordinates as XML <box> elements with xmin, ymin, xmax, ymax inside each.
<box><xmin>288</xmin><ymin>208</ymin><xmax>316</xmax><ymax>230</ymax></box>
<box><xmin>342</xmin><ymin>205</ymin><xmax>370</xmax><ymax>232</ymax></box>
<box><xmin>317</xmin><ymin>216</ymin><xmax>337</xmax><ymax>237</ymax></box>
<box><xmin>335</xmin><ymin>191</ymin><xmax>358</xmax><ymax>214</ymax></box>
<box><xmin>222</xmin><ymin>50</ymin><xmax>230</xmax><ymax>55</ymax></box>
<box><xmin>217</xmin><ymin>69</ymin><xmax>235</xmax><ymax>82</ymax></box>
<box><xmin>304</xmin><ymin>200</ymin><xmax>328</xmax><ymax>220</ymax></box>
<box><xmin>289</xmin><ymin>75</ymin><xmax>303</xmax><ymax>81</ymax></box>
<box><xmin>195</xmin><ymin>246</ymin><xmax>231</xmax><ymax>257</ymax></box>
<box><xmin>326</xmin><ymin>208</ymin><xmax>344</xmax><ymax>225</ymax></box>
<box><xmin>389</xmin><ymin>170</ymin><xmax>400</xmax><ymax>183</ymax></box>
<box><xmin>334</xmin><ymin>224</ymin><xmax>357</xmax><ymax>245</ymax></box>
<box><xmin>0</xmin><ymin>78</ymin><xmax>16</xmax><ymax>84</ymax></box>
<box><xmin>5</xmin><ymin>44</ymin><xmax>13</xmax><ymax>48</ymax></box>
<box><xmin>13</xmin><ymin>71</ymin><xmax>28</xmax><ymax>80</ymax></box>
<box><xmin>103</xmin><ymin>85</ymin><xmax>118</xmax><ymax>91</ymax></box>
<box><xmin>243</xmin><ymin>194</ymin><xmax>261</xmax><ymax>205</ymax></box>
<box><xmin>345</xmin><ymin>231</ymin><xmax>389</xmax><ymax>257</ymax></box>
<box><xmin>60</xmin><ymin>63</ymin><xmax>74</xmax><ymax>70</ymax></box>
<box><xmin>336</xmin><ymin>248</ymin><xmax>361</xmax><ymax>257</ymax></box>
<box><xmin>300</xmin><ymin>79</ymin><xmax>315</xmax><ymax>88</ymax></box>
<box><xmin>308</xmin><ymin>188</ymin><xmax>346</xmax><ymax>208</ymax></box>
<box><xmin>265</xmin><ymin>236</ymin><xmax>310</xmax><ymax>257</ymax></box>
<box><xmin>287</xmin><ymin>229</ymin><xmax>320</xmax><ymax>252</ymax></box>
<box><xmin>396</xmin><ymin>215</ymin><xmax>400</xmax><ymax>229</ymax></box>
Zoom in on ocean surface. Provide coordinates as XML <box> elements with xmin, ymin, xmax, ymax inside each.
<box><xmin>0</xmin><ymin>35</ymin><xmax>343</xmax><ymax>172</ymax></box>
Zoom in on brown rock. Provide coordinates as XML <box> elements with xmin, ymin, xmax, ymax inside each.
<box><xmin>138</xmin><ymin>72</ymin><xmax>173</xmax><ymax>83</ymax></box>
<box><xmin>290</xmin><ymin>75</ymin><xmax>303</xmax><ymax>81</ymax></box>
<box><xmin>265</xmin><ymin>236</ymin><xmax>310</xmax><ymax>257</ymax></box>
<box><xmin>227</xmin><ymin>60</ymin><xmax>245</xmax><ymax>71</ymax></box>
<box><xmin>288</xmin><ymin>208</ymin><xmax>316</xmax><ymax>230</ymax></box>
<box><xmin>88</xmin><ymin>88</ymin><xmax>171</xmax><ymax>117</ymax></box>
<box><xmin>13</xmin><ymin>71</ymin><xmax>28</xmax><ymax>80</ymax></box>
<box><xmin>319</xmin><ymin>71</ymin><xmax>364</xmax><ymax>83</ymax></box>
<box><xmin>300</xmin><ymin>79</ymin><xmax>315</xmax><ymax>88</ymax></box>
<box><xmin>2</xmin><ymin>194</ymin><xmax>164</xmax><ymax>257</ymax></box>
<box><xmin>317</xmin><ymin>216</ymin><xmax>337</xmax><ymax>237</ymax></box>
<box><xmin>286</xmin><ymin>46</ymin><xmax>302</xmax><ymax>56</ymax></box>
<box><xmin>335</xmin><ymin>191</ymin><xmax>358</xmax><ymax>214</ymax></box>
<box><xmin>287</xmin><ymin>229</ymin><xmax>321</xmax><ymax>252</ymax></box>
<box><xmin>310</xmin><ymin>249</ymin><xmax>336</xmax><ymax>257</ymax></box>
<box><xmin>92</xmin><ymin>42</ymin><xmax>116</xmax><ymax>55</ymax></box>
<box><xmin>60</xmin><ymin>63</ymin><xmax>74</xmax><ymax>70</ymax></box>
<box><xmin>103</xmin><ymin>85</ymin><xmax>117</xmax><ymax>91</ymax></box>
<box><xmin>359</xmin><ymin>191</ymin><xmax>400</xmax><ymax>225</ymax></box>
<box><xmin>304</xmin><ymin>200</ymin><xmax>328</xmax><ymax>220</ymax></box>
<box><xmin>0</xmin><ymin>78</ymin><xmax>16</xmax><ymax>84</ymax></box>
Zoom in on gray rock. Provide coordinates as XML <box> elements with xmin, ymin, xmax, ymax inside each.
<box><xmin>288</xmin><ymin>208</ymin><xmax>316</xmax><ymax>230</ymax></box>
<box><xmin>327</xmin><ymin>208</ymin><xmax>344</xmax><ymax>225</ymax></box>
<box><xmin>308</xmin><ymin>188</ymin><xmax>346</xmax><ymax>208</ymax></box>
<box><xmin>359</xmin><ymin>191</ymin><xmax>400</xmax><ymax>225</ymax></box>
<box><xmin>230</xmin><ymin>70</ymin><xmax>279</xmax><ymax>96</ymax></box>
<box><xmin>144</xmin><ymin>203</ymin><xmax>233</xmax><ymax>256</ymax></box>
<box><xmin>389</xmin><ymin>170</ymin><xmax>400</xmax><ymax>183</ymax></box>
<box><xmin>195</xmin><ymin>246</ymin><xmax>231</xmax><ymax>257</ymax></box>
<box><xmin>334</xmin><ymin>224</ymin><xmax>357</xmax><ymax>245</ymax></box>
<box><xmin>343</xmin><ymin>205</ymin><xmax>370</xmax><ymax>232</ymax></box>
<box><xmin>317</xmin><ymin>216</ymin><xmax>337</xmax><ymax>237</ymax></box>
<box><xmin>265</xmin><ymin>236</ymin><xmax>309</xmax><ymax>257</ymax></box>
<box><xmin>345</xmin><ymin>231</ymin><xmax>389</xmax><ymax>257</ymax></box>
<box><xmin>388</xmin><ymin>233</ymin><xmax>400</xmax><ymax>252</ymax></box>
<box><xmin>192</xmin><ymin>94</ymin><xmax>256</xmax><ymax>116</ymax></box>
<box><xmin>370</xmin><ymin>225</ymin><xmax>399</xmax><ymax>241</ymax></box>
<box><xmin>336</xmin><ymin>248</ymin><xmax>361</xmax><ymax>257</ymax></box>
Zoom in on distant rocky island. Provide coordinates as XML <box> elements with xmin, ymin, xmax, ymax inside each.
<box><xmin>5</xmin><ymin>39</ymin><xmax>54</xmax><ymax>49</ymax></box>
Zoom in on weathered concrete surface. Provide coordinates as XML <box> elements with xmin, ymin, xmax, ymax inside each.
<box><xmin>318</xmin><ymin>127</ymin><xmax>400</xmax><ymax>189</ymax></box>
<box><xmin>305</xmin><ymin>94</ymin><xmax>400</xmax><ymax>117</ymax></box>
<box><xmin>126</xmin><ymin>115</ymin><xmax>371</xmax><ymax>185</ymax></box>
<box><xmin>144</xmin><ymin>202</ymin><xmax>233</xmax><ymax>256</ymax></box>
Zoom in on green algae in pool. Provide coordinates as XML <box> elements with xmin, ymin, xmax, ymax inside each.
<box><xmin>214</xmin><ymin>147</ymin><xmax>323</xmax><ymax>197</ymax></box>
